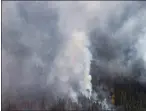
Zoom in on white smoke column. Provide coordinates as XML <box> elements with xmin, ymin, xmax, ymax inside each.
<box><xmin>47</xmin><ymin>30</ymin><xmax>92</xmax><ymax>101</ymax></box>
<box><xmin>71</xmin><ymin>30</ymin><xmax>92</xmax><ymax>98</ymax></box>
<box><xmin>47</xmin><ymin>1</ymin><xmax>98</xmax><ymax>101</ymax></box>
<box><xmin>46</xmin><ymin>2</ymin><xmax>112</xmax><ymax>109</ymax></box>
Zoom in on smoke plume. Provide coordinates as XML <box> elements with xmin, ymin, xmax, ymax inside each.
<box><xmin>2</xmin><ymin>1</ymin><xmax>146</xmax><ymax>110</ymax></box>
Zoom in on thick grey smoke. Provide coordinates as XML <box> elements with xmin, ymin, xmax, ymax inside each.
<box><xmin>2</xmin><ymin>1</ymin><xmax>146</xmax><ymax>110</ymax></box>
<box><xmin>2</xmin><ymin>1</ymin><xmax>64</xmax><ymax>102</ymax></box>
<box><xmin>89</xmin><ymin>1</ymin><xmax>146</xmax><ymax>79</ymax></box>
<box><xmin>2</xmin><ymin>1</ymin><xmax>94</xmax><ymax>102</ymax></box>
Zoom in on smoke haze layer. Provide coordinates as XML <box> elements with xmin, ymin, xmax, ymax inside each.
<box><xmin>2</xmin><ymin>1</ymin><xmax>146</xmax><ymax>110</ymax></box>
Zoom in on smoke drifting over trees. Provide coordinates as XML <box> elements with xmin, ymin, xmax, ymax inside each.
<box><xmin>2</xmin><ymin>1</ymin><xmax>146</xmax><ymax>110</ymax></box>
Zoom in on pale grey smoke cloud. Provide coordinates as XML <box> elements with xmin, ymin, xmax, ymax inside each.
<box><xmin>2</xmin><ymin>1</ymin><xmax>146</xmax><ymax>110</ymax></box>
<box><xmin>2</xmin><ymin>1</ymin><xmax>94</xmax><ymax>102</ymax></box>
<box><xmin>2</xmin><ymin>1</ymin><xmax>63</xmax><ymax>100</ymax></box>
